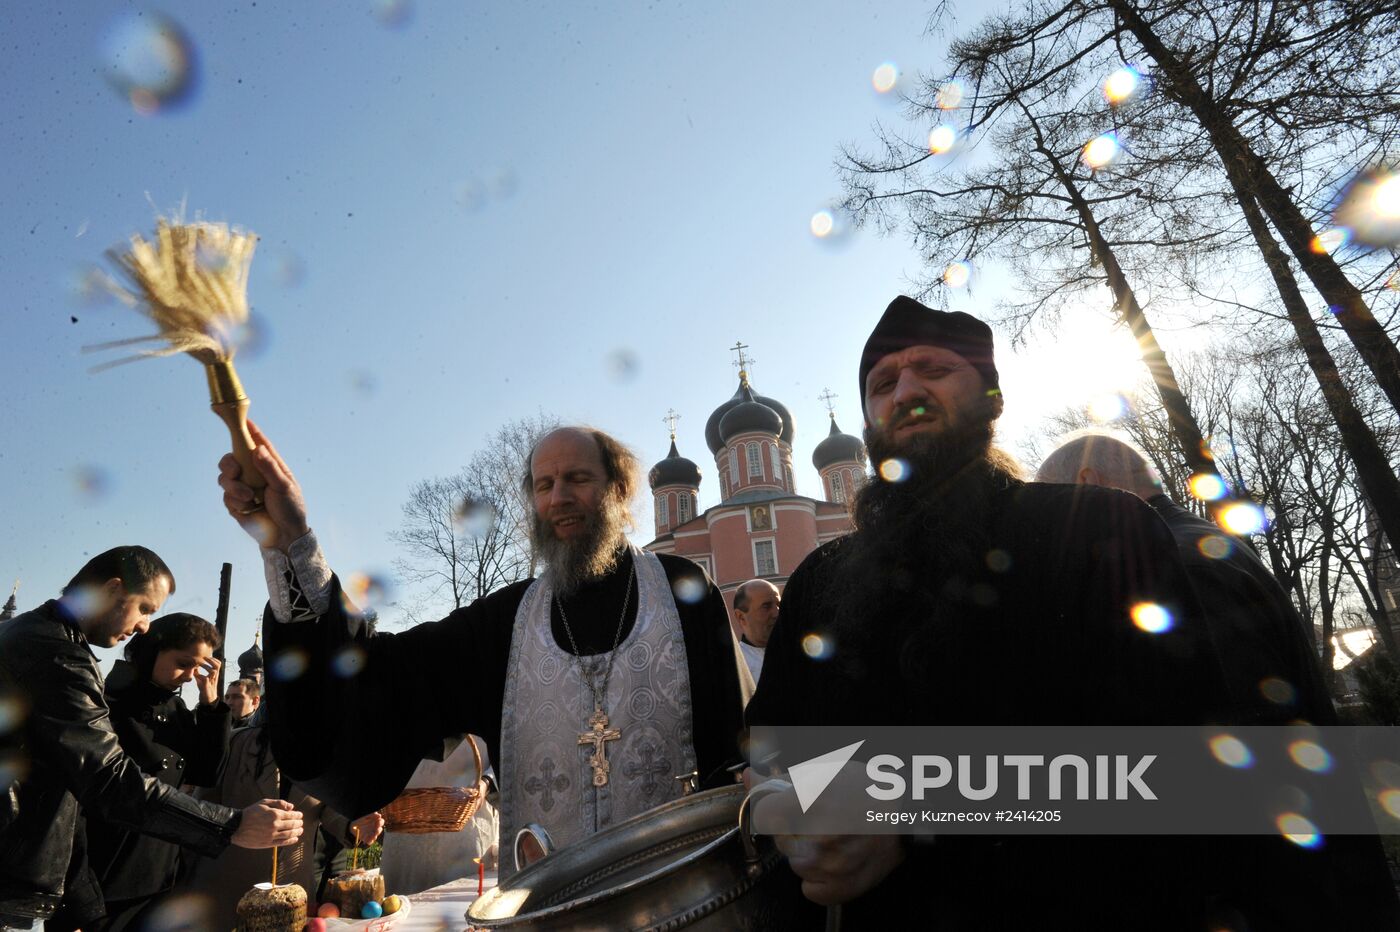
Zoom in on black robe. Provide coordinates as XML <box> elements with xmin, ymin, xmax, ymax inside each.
<box><xmin>747</xmin><ymin>480</ymin><xmax>1400</xmax><ymax>931</ymax></box>
<box><xmin>265</xmin><ymin>549</ymin><xmax>747</xmax><ymax>821</ymax></box>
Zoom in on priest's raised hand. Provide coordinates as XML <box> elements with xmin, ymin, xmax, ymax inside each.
<box><xmin>218</xmin><ymin>420</ymin><xmax>311</xmax><ymax>553</ymax></box>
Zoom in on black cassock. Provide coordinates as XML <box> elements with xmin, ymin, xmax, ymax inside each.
<box><xmin>265</xmin><ymin>548</ymin><xmax>746</xmax><ymax>821</ymax></box>
<box><xmin>749</xmin><ymin>480</ymin><xmax>1400</xmax><ymax>931</ymax></box>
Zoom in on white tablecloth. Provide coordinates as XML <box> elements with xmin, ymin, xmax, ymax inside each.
<box><xmin>394</xmin><ymin>871</ymin><xmax>499</xmax><ymax>931</ymax></box>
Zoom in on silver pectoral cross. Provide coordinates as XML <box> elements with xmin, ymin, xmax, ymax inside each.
<box><xmin>578</xmin><ymin>708</ymin><xmax>622</xmax><ymax>787</ymax></box>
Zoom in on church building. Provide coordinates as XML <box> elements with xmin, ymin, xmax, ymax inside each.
<box><xmin>644</xmin><ymin>346</ymin><xmax>867</xmax><ymax>619</ymax></box>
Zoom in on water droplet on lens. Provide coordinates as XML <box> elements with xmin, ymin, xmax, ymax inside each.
<box><xmin>878</xmin><ymin>458</ymin><xmax>910</xmax><ymax>483</ymax></box>
<box><xmin>1209</xmin><ymin>734</ymin><xmax>1253</xmax><ymax>769</ymax></box>
<box><xmin>671</xmin><ymin>576</ymin><xmax>705</xmax><ymax>605</ymax></box>
<box><xmin>269</xmin><ymin>648</ymin><xmax>308</xmax><ymax>682</ymax></box>
<box><xmin>73</xmin><ymin>465</ymin><xmax>112</xmax><ymax>504</ymax></box>
<box><xmin>605</xmin><ymin>348</ymin><xmax>640</xmax><ymax>382</ymax></box>
<box><xmin>332</xmin><ymin>644</ymin><xmax>368</xmax><ymax>679</ymax></box>
<box><xmin>454</xmin><ymin>498</ymin><xmax>496</xmax><ymax>538</ymax></box>
<box><xmin>871</xmin><ymin>62</ymin><xmax>899</xmax><ymax>94</ymax></box>
<box><xmin>101</xmin><ymin>12</ymin><xmax>199</xmax><ymax>114</ymax></box>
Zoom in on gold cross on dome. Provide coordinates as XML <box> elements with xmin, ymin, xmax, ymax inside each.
<box><xmin>663</xmin><ymin>409</ymin><xmax>681</xmax><ymax>440</ymax></box>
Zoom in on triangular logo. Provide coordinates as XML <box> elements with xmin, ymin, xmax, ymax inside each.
<box><xmin>788</xmin><ymin>740</ymin><xmax>866</xmax><ymax>813</ymax></box>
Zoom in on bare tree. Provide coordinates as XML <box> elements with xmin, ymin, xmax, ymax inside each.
<box><xmin>391</xmin><ymin>413</ymin><xmax>558</xmax><ymax>622</ymax></box>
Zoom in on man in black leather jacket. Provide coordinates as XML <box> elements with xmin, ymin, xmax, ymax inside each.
<box><xmin>0</xmin><ymin>546</ymin><xmax>303</xmax><ymax>930</ymax></box>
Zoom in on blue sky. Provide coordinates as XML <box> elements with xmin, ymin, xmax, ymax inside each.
<box><xmin>1</xmin><ymin>0</ymin><xmax>1159</xmax><ymax>686</ymax></box>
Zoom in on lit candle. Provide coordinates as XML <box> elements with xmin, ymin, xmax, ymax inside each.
<box><xmin>474</xmin><ymin>857</ymin><xmax>484</xmax><ymax>897</ymax></box>
<box><xmin>352</xmin><ymin>826</ymin><xmax>361</xmax><ymax>871</ymax></box>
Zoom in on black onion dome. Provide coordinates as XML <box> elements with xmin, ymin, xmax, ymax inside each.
<box><xmin>705</xmin><ymin>379</ymin><xmax>795</xmax><ymax>453</ymax></box>
<box><xmin>719</xmin><ymin>384</ymin><xmax>784</xmax><ymax>444</ymax></box>
<box><xmin>649</xmin><ymin>439</ymin><xmax>702</xmax><ymax>489</ymax></box>
<box><xmin>237</xmin><ymin>640</ymin><xmax>264</xmax><ymax>677</ymax></box>
<box><xmin>813</xmin><ymin>417</ymin><xmax>867</xmax><ymax>470</ymax></box>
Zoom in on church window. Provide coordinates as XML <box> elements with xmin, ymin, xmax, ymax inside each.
<box><xmin>831</xmin><ymin>471</ymin><xmax>846</xmax><ymax>504</ymax></box>
<box><xmin>769</xmin><ymin>442</ymin><xmax>782</xmax><ymax>481</ymax></box>
<box><xmin>754</xmin><ymin>539</ymin><xmax>777</xmax><ymax>576</ymax></box>
<box><xmin>730</xmin><ymin>448</ymin><xmax>740</xmax><ymax>485</ymax></box>
<box><xmin>747</xmin><ymin>443</ymin><xmax>763</xmax><ymax>478</ymax></box>
<box><xmin>678</xmin><ymin>492</ymin><xmax>692</xmax><ymax>523</ymax></box>
<box><xmin>784</xmin><ymin>465</ymin><xmax>794</xmax><ymax>492</ymax></box>
<box><xmin>657</xmin><ymin>494</ymin><xmax>669</xmax><ymax>526</ymax></box>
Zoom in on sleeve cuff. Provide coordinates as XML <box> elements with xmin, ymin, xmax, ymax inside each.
<box><xmin>261</xmin><ymin>530</ymin><xmax>333</xmax><ymax>622</ymax></box>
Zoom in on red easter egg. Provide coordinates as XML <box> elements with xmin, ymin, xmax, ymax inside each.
<box><xmin>316</xmin><ymin>902</ymin><xmax>340</xmax><ymax>918</ymax></box>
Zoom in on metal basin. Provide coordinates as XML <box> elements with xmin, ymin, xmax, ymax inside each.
<box><xmin>467</xmin><ymin>785</ymin><xmax>802</xmax><ymax>931</ymax></box>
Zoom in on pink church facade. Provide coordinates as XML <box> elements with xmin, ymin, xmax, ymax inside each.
<box><xmin>644</xmin><ymin>363</ymin><xmax>867</xmax><ymax>627</ymax></box>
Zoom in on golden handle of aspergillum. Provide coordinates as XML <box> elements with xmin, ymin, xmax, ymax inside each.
<box><xmin>205</xmin><ymin>360</ymin><xmax>267</xmax><ymax>512</ymax></box>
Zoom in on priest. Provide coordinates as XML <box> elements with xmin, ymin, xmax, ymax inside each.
<box><xmin>217</xmin><ymin>424</ymin><xmax>748</xmax><ymax>878</ymax></box>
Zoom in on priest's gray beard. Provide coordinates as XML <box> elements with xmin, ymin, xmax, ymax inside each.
<box><xmin>531</xmin><ymin>489</ymin><xmax>631</xmax><ymax>598</ymax></box>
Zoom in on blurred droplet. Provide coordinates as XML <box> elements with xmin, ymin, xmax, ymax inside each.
<box><xmin>100</xmin><ymin>12</ymin><xmax>199</xmax><ymax>114</ymax></box>
<box><xmin>1209</xmin><ymin>734</ymin><xmax>1253</xmax><ymax>769</ymax></box>
<box><xmin>0</xmin><ymin>751</ymin><xmax>29</xmax><ymax>790</ymax></box>
<box><xmin>454</xmin><ymin>498</ymin><xmax>496</xmax><ymax>538</ymax></box>
<box><xmin>1371</xmin><ymin>760</ymin><xmax>1400</xmax><ymax>788</ymax></box>
<box><xmin>1082</xmin><ymin>133</ymin><xmax>1120</xmax><ymax>169</ymax></box>
<box><xmin>1218</xmin><ymin>501</ymin><xmax>1266</xmax><ymax>536</ymax></box>
<box><xmin>1189</xmin><ymin>473</ymin><xmax>1228</xmax><ymax>502</ymax></box>
<box><xmin>454</xmin><ymin>180</ymin><xmax>488</xmax><ymax>212</ymax></box>
<box><xmin>671</xmin><ymin>576</ymin><xmax>706</xmax><ymax>605</ymax></box>
<box><xmin>605</xmin><ymin>348</ymin><xmax>640</xmax><ymax>382</ymax></box>
<box><xmin>1206</xmin><ymin>433</ymin><xmax>1238</xmax><ymax>461</ymax></box>
<box><xmin>1197</xmin><ymin>535</ymin><xmax>1233</xmax><ymax>560</ymax></box>
<box><xmin>942</xmin><ymin>260</ymin><xmax>972</xmax><ymax>288</ymax></box>
<box><xmin>372</xmin><ymin>0</ymin><xmax>415</xmax><ymax>28</ymax></box>
<box><xmin>935</xmin><ymin>81</ymin><xmax>963</xmax><ymax>110</ymax></box>
<box><xmin>490</xmin><ymin>167</ymin><xmax>520</xmax><ymax>200</ymax></box>
<box><xmin>273</xmin><ymin>252</ymin><xmax>307</xmax><ymax>288</ymax></box>
<box><xmin>1130</xmin><ymin>601</ymin><xmax>1172</xmax><ymax>634</ymax></box>
<box><xmin>332</xmin><ymin>644</ymin><xmax>368</xmax><ymax>679</ymax></box>
<box><xmin>1288</xmin><ymin>740</ymin><xmax>1332</xmax><ymax>773</ymax></box>
<box><xmin>73</xmin><ymin>465</ymin><xmax>112</xmax><ymax>504</ymax></box>
<box><xmin>228</xmin><ymin>310</ymin><xmax>271</xmax><ymax>361</ymax></box>
<box><xmin>346</xmin><ymin>572</ymin><xmax>393</xmax><ymax>608</ymax></box>
<box><xmin>1309</xmin><ymin>228</ymin><xmax>1350</xmax><ymax>254</ymax></box>
<box><xmin>1385</xmin><ymin>269</ymin><xmax>1400</xmax><ymax>292</ymax></box>
<box><xmin>240</xmin><ymin>513</ymin><xmax>278</xmax><ymax>548</ymax></box>
<box><xmin>878</xmin><ymin>458</ymin><xmax>910</xmax><ymax>483</ymax></box>
<box><xmin>1276</xmin><ymin>812</ymin><xmax>1321</xmax><ymax>848</ymax></box>
<box><xmin>871</xmin><ymin>62</ymin><xmax>899</xmax><ymax>94</ymax></box>
<box><xmin>1103</xmin><ymin>67</ymin><xmax>1142</xmax><ymax>105</ymax></box>
<box><xmin>1333</xmin><ymin>168</ymin><xmax>1400</xmax><ymax>247</ymax></box>
<box><xmin>985</xmin><ymin>548</ymin><xmax>1012</xmax><ymax>573</ymax></box>
<box><xmin>801</xmin><ymin>633</ymin><xmax>833</xmax><ymax>660</ymax></box>
<box><xmin>1259</xmin><ymin>677</ymin><xmax>1296</xmax><ymax>705</ymax></box>
<box><xmin>1087</xmin><ymin>392</ymin><xmax>1128</xmax><ymax>423</ymax></box>
<box><xmin>70</xmin><ymin>264</ymin><xmax>116</xmax><ymax>307</ymax></box>
<box><xmin>809</xmin><ymin>205</ymin><xmax>855</xmax><ymax>249</ymax></box>
<box><xmin>145</xmin><ymin>892</ymin><xmax>215</xmax><ymax>932</ymax></box>
<box><xmin>269</xmin><ymin>647</ymin><xmax>308</xmax><ymax>682</ymax></box>
<box><xmin>0</xmin><ymin>697</ymin><xmax>27</xmax><ymax>736</ymax></box>
<box><xmin>1379</xmin><ymin>788</ymin><xmax>1400</xmax><ymax>820</ymax></box>
<box><xmin>928</xmin><ymin>125</ymin><xmax>958</xmax><ymax>155</ymax></box>
<box><xmin>348</xmin><ymin>369</ymin><xmax>377</xmax><ymax>397</ymax></box>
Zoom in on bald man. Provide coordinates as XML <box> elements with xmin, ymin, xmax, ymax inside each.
<box><xmin>1036</xmin><ymin>429</ymin><xmax>1332</xmax><ymax>723</ymax></box>
<box><xmin>732</xmin><ymin>579</ymin><xmax>780</xmax><ymax>684</ymax></box>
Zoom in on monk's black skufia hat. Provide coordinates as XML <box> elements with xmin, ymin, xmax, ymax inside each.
<box><xmin>858</xmin><ymin>296</ymin><xmax>1000</xmax><ymax>414</ymax></box>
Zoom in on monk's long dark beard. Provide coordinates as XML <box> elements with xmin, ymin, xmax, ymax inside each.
<box><xmin>531</xmin><ymin>492</ymin><xmax>631</xmax><ymax>598</ymax></box>
<box><xmin>832</xmin><ymin>415</ymin><xmax>1018</xmax><ymax>645</ymax></box>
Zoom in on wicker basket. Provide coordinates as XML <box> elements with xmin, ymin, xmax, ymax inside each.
<box><xmin>380</xmin><ymin>736</ymin><xmax>488</xmax><ymax>835</ymax></box>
